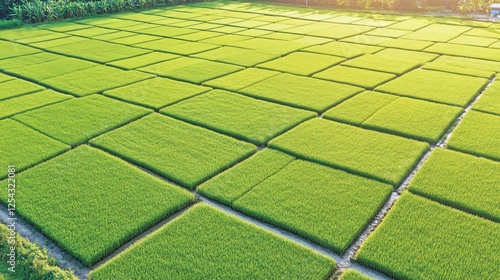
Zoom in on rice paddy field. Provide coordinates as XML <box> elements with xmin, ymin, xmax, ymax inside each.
<box><xmin>0</xmin><ymin>1</ymin><xmax>499</xmax><ymax>279</ymax></box>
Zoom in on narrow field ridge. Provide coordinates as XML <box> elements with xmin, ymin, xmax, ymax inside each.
<box><xmin>335</xmin><ymin>74</ymin><xmax>497</xmax><ymax>279</ymax></box>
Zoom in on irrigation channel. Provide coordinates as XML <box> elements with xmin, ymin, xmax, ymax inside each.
<box><xmin>1</xmin><ymin>75</ymin><xmax>496</xmax><ymax>279</ymax></box>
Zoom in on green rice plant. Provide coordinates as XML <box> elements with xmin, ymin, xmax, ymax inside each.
<box><xmin>376</xmin><ymin>69</ymin><xmax>488</xmax><ymax>107</ymax></box>
<box><xmin>174</xmin><ymin>30</ymin><xmax>223</xmax><ymax>41</ymax></box>
<box><xmin>473</xmin><ymin>80</ymin><xmax>500</xmax><ymax>116</ymax></box>
<box><xmin>228</xmin><ymin>37</ymin><xmax>309</xmax><ymax>55</ymax></box>
<box><xmin>108</xmin><ymin>52</ymin><xmax>178</xmax><ymax>69</ymax></box>
<box><xmin>449</xmin><ymin>35</ymin><xmax>497</xmax><ymax>47</ymax></box>
<box><xmin>133</xmin><ymin>37</ymin><xmax>186</xmax><ymax>51</ymax></box>
<box><xmin>5</xmin><ymin>57</ymin><xmax>97</xmax><ymax>81</ymax></box>
<box><xmin>261</xmin><ymin>32</ymin><xmax>302</xmax><ymax>40</ymax></box>
<box><xmin>309</xmin><ymin>24</ymin><xmax>375</xmax><ymax>40</ymax></box>
<box><xmin>90</xmin><ymin>204</ymin><xmax>335</xmax><ymax>279</ymax></box>
<box><xmin>378</xmin><ymin>38</ymin><xmax>434</xmax><ymax>50</ymax></box>
<box><xmin>67</xmin><ymin>26</ymin><xmax>117</xmax><ymax>37</ymax></box>
<box><xmin>257</xmin><ymin>52</ymin><xmax>344</xmax><ymax>76</ymax></box>
<box><xmin>269</xmin><ymin>119</ymin><xmax>429</xmax><ymax>185</ymax></box>
<box><xmin>409</xmin><ymin>148</ymin><xmax>500</xmax><ymax>222</ymax></box>
<box><xmin>239</xmin><ymin>73</ymin><xmax>362</xmax><ymax>113</ymax></box>
<box><xmin>464</xmin><ymin>27</ymin><xmax>500</xmax><ymax>39</ymax></box>
<box><xmin>0</xmin><ymin>146</ymin><xmax>194</xmax><ymax>266</ymax></box>
<box><xmin>339</xmin><ymin>269</ymin><xmax>373</xmax><ymax>280</ymax></box>
<box><xmin>104</xmin><ymin>77</ymin><xmax>210</xmax><ymax>109</ymax></box>
<box><xmin>362</xmin><ymin>97</ymin><xmax>463</xmax><ymax>143</ymax></box>
<box><xmin>0</xmin><ymin>79</ymin><xmax>45</xmax><ymax>101</ymax></box>
<box><xmin>0</xmin><ymin>27</ymin><xmax>53</xmax><ymax>40</ymax></box>
<box><xmin>390</xmin><ymin>18</ymin><xmax>432</xmax><ymax>31</ymax></box>
<box><xmin>0</xmin><ymin>90</ymin><xmax>71</xmax><ymax>119</ymax></box>
<box><xmin>313</xmin><ymin>65</ymin><xmax>395</xmax><ymax>89</ymax></box>
<box><xmin>0</xmin><ymin>73</ymin><xmax>14</xmax><ymax>83</ymax></box>
<box><xmin>16</xmin><ymin>32</ymin><xmax>69</xmax><ymax>44</ymax></box>
<box><xmin>428</xmin><ymin>55</ymin><xmax>500</xmax><ymax>73</ymax></box>
<box><xmin>30</xmin><ymin>36</ymin><xmax>86</xmax><ymax>49</ymax></box>
<box><xmin>356</xmin><ymin>193</ymin><xmax>500</xmax><ymax>280</ymax></box>
<box><xmin>38</xmin><ymin>21</ymin><xmax>91</xmax><ymax>32</ymax></box>
<box><xmin>199</xmin><ymin>34</ymin><xmax>253</xmax><ymax>45</ymax></box>
<box><xmin>364</xmin><ymin>28</ymin><xmax>411</xmax><ymax>38</ymax></box>
<box><xmin>0</xmin><ymin>41</ymin><xmax>39</xmax><ymax>59</ymax></box>
<box><xmin>114</xmin><ymin>22</ymin><xmax>159</xmax><ymax>32</ymax></box>
<box><xmin>352</xmin><ymin>18</ymin><xmax>395</xmax><ymax>27</ymax></box>
<box><xmin>193</xmin><ymin>46</ymin><xmax>278</xmax><ymax>67</ymax></box>
<box><xmin>0</xmin><ymin>52</ymin><xmax>62</xmax><ymax>69</ymax></box>
<box><xmin>197</xmin><ymin>149</ymin><xmax>295</xmax><ymax>204</ymax></box>
<box><xmin>137</xmin><ymin>25</ymin><xmax>198</xmax><ymax>37</ymax></box>
<box><xmin>210</xmin><ymin>25</ymin><xmax>246</xmax><ymax>33</ymax></box>
<box><xmin>323</xmin><ymin>91</ymin><xmax>398</xmax><ymax>125</ymax></box>
<box><xmin>257</xmin><ymin>22</ymin><xmax>296</xmax><ymax>31</ymax></box>
<box><xmin>39</xmin><ymin>65</ymin><xmax>153</xmax><ymax>96</ymax></box>
<box><xmin>110</xmin><ymin>33</ymin><xmax>161</xmax><ymax>44</ymax></box>
<box><xmin>203</xmin><ymin>68</ymin><xmax>279</xmax><ymax>91</ymax></box>
<box><xmin>341</xmin><ymin>54</ymin><xmax>420</xmax><ymax>75</ymax></box>
<box><xmin>139</xmin><ymin>57</ymin><xmax>243</xmax><ymax>84</ymax></box>
<box><xmin>425</xmin><ymin>43</ymin><xmax>500</xmax><ymax>62</ymax></box>
<box><xmin>447</xmin><ymin>111</ymin><xmax>500</xmax><ymax>161</ymax></box>
<box><xmin>162</xmin><ymin>90</ymin><xmax>316</xmax><ymax>145</ymax></box>
<box><xmin>233</xmin><ymin>160</ymin><xmax>392</xmax><ymax>253</ymax></box>
<box><xmin>235</xmin><ymin>28</ymin><xmax>271</xmax><ymax>37</ymax></box>
<box><xmin>90</xmin><ymin>114</ymin><xmax>256</xmax><ymax>189</ymax></box>
<box><xmin>229</xmin><ymin>19</ymin><xmax>269</xmax><ymax>28</ymax></box>
<box><xmin>46</xmin><ymin>38</ymin><xmax>150</xmax><ymax>63</ymax></box>
<box><xmin>340</xmin><ymin>34</ymin><xmax>392</xmax><ymax>46</ymax></box>
<box><xmin>14</xmin><ymin>94</ymin><xmax>151</xmax><ymax>146</ymax></box>
<box><xmin>145</xmin><ymin>40</ymin><xmax>219</xmax><ymax>55</ymax></box>
<box><xmin>0</xmin><ymin>224</ymin><xmax>77</xmax><ymax>279</ymax></box>
<box><xmin>0</xmin><ymin>119</ymin><xmax>69</xmax><ymax>179</ymax></box>
<box><xmin>303</xmin><ymin>41</ymin><xmax>383</xmax><ymax>58</ymax></box>
<box><xmin>402</xmin><ymin>24</ymin><xmax>471</xmax><ymax>42</ymax></box>
<box><xmin>187</xmin><ymin>22</ymin><xmax>223</xmax><ymax>31</ymax></box>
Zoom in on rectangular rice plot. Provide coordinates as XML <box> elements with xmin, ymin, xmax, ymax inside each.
<box><xmin>37</xmin><ymin>22</ymin><xmax>91</xmax><ymax>32</ymax></box>
<box><xmin>203</xmin><ymin>68</ymin><xmax>279</xmax><ymax>91</ymax></box>
<box><xmin>111</xmin><ymin>34</ymin><xmax>162</xmax><ymax>45</ymax></box>
<box><xmin>5</xmin><ymin>57</ymin><xmax>97</xmax><ymax>81</ymax></box>
<box><xmin>387</xmin><ymin>19</ymin><xmax>432</xmax><ymax>30</ymax></box>
<box><xmin>40</xmin><ymin>65</ymin><xmax>154</xmax><ymax>96</ymax></box>
<box><xmin>379</xmin><ymin>38</ymin><xmax>435</xmax><ymax>51</ymax></box>
<box><xmin>447</xmin><ymin>111</ymin><xmax>500</xmax><ymax>161</ymax></box>
<box><xmin>341</xmin><ymin>54</ymin><xmax>420</xmax><ymax>75</ymax></box>
<box><xmin>228</xmin><ymin>38</ymin><xmax>309</xmax><ymax>55</ymax></box>
<box><xmin>313</xmin><ymin>65</ymin><xmax>395</xmax><ymax>89</ymax></box>
<box><xmin>352</xmin><ymin>18</ymin><xmax>396</xmax><ymax>27</ymax></box>
<box><xmin>303</xmin><ymin>41</ymin><xmax>383</xmax><ymax>58</ymax></box>
<box><xmin>0</xmin><ymin>41</ymin><xmax>40</xmax><ymax>59</ymax></box>
<box><xmin>174</xmin><ymin>30</ymin><xmax>223</xmax><ymax>41</ymax></box>
<box><xmin>402</xmin><ymin>24</ymin><xmax>471</xmax><ymax>42</ymax></box>
<box><xmin>0</xmin><ymin>145</ymin><xmax>194</xmax><ymax>266</ymax></box>
<box><xmin>409</xmin><ymin>148</ymin><xmax>500</xmax><ymax>222</ymax></box>
<box><xmin>90</xmin><ymin>204</ymin><xmax>334</xmax><ymax>279</ymax></box>
<box><xmin>423</xmin><ymin>63</ymin><xmax>494</xmax><ymax>79</ymax></box>
<box><xmin>323</xmin><ymin>91</ymin><xmax>398</xmax><ymax>125</ymax></box>
<box><xmin>339</xmin><ymin>269</ymin><xmax>373</xmax><ymax>280</ymax></box>
<box><xmin>233</xmin><ymin>160</ymin><xmax>392</xmax><ymax>253</ymax></box>
<box><xmin>425</xmin><ymin>43</ymin><xmax>500</xmax><ymax>62</ymax></box>
<box><xmin>239</xmin><ymin>73</ymin><xmax>363</xmax><ymax>113</ymax></box>
<box><xmin>198</xmin><ymin>149</ymin><xmax>295</xmax><ymax>204</ymax></box>
<box><xmin>257</xmin><ymin>52</ymin><xmax>344</xmax><ymax>76</ymax></box>
<box><xmin>430</xmin><ymin>55</ymin><xmax>500</xmax><ymax>72</ymax></box>
<box><xmin>137</xmin><ymin>26</ymin><xmax>198</xmax><ymax>37</ymax></box>
<box><xmin>13</xmin><ymin>94</ymin><xmax>151</xmax><ymax>146</ymax></box>
<box><xmin>161</xmin><ymin>90</ymin><xmax>316</xmax><ymax>145</ymax></box>
<box><xmin>199</xmin><ymin>34</ymin><xmax>253</xmax><ymax>45</ymax></box>
<box><xmin>0</xmin><ymin>119</ymin><xmax>69</xmax><ymax>179</ymax></box>
<box><xmin>364</xmin><ymin>28</ymin><xmax>411</xmax><ymax>38</ymax></box>
<box><xmin>362</xmin><ymin>97</ymin><xmax>462</xmax><ymax>143</ymax></box>
<box><xmin>269</xmin><ymin>118</ymin><xmax>429</xmax><ymax>185</ymax></box>
<box><xmin>92</xmin><ymin>31</ymin><xmax>137</xmax><ymax>42</ymax></box>
<box><xmin>0</xmin><ymin>27</ymin><xmax>55</xmax><ymax>41</ymax></box>
<box><xmin>0</xmin><ymin>73</ymin><xmax>14</xmax><ymax>83</ymax></box>
<box><xmin>0</xmin><ymin>52</ymin><xmax>62</xmax><ymax>69</ymax></box>
<box><xmin>0</xmin><ymin>90</ymin><xmax>72</xmax><ymax>119</ymax></box>
<box><xmin>464</xmin><ymin>27</ymin><xmax>500</xmax><ymax>39</ymax></box>
<box><xmin>107</xmin><ymin>52</ymin><xmax>179</xmax><ymax>70</ymax></box>
<box><xmin>46</xmin><ymin>39</ymin><xmax>150</xmax><ymax>63</ymax></box>
<box><xmin>66</xmin><ymin>27</ymin><xmax>118</xmax><ymax>37</ymax></box>
<box><xmin>448</xmin><ymin>35</ymin><xmax>497</xmax><ymax>47</ymax></box>
<box><xmin>90</xmin><ymin>114</ymin><xmax>256</xmax><ymax>189</ymax></box>
<box><xmin>0</xmin><ymin>79</ymin><xmax>45</xmax><ymax>101</ymax></box>
<box><xmin>139</xmin><ymin>57</ymin><xmax>243</xmax><ymax>84</ymax></box>
<box><xmin>30</xmin><ymin>36</ymin><xmax>87</xmax><ymax>49</ymax></box>
<box><xmin>340</xmin><ymin>35</ymin><xmax>392</xmax><ymax>46</ymax></box>
<box><xmin>308</xmin><ymin>24</ymin><xmax>375</xmax><ymax>40</ymax></box>
<box><xmin>356</xmin><ymin>193</ymin><xmax>500</xmax><ymax>280</ymax></box>
<box><xmin>16</xmin><ymin>32</ymin><xmax>70</xmax><ymax>44</ymax></box>
<box><xmin>104</xmin><ymin>77</ymin><xmax>210</xmax><ymax>110</ymax></box>
<box><xmin>473</xmin><ymin>80</ymin><xmax>500</xmax><ymax>116</ymax></box>
<box><xmin>193</xmin><ymin>46</ymin><xmax>278</xmax><ymax>67</ymax></box>
<box><xmin>375</xmin><ymin>48</ymin><xmax>438</xmax><ymax>63</ymax></box>
<box><xmin>376</xmin><ymin>69</ymin><xmax>488</xmax><ymax>107</ymax></box>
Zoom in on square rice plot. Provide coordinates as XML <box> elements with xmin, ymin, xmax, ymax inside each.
<box><xmin>313</xmin><ymin>65</ymin><xmax>395</xmax><ymax>89</ymax></box>
<box><xmin>473</xmin><ymin>79</ymin><xmax>500</xmax><ymax>116</ymax></box>
<box><xmin>193</xmin><ymin>46</ymin><xmax>278</xmax><ymax>67</ymax></box>
<box><xmin>13</xmin><ymin>94</ymin><xmax>151</xmax><ymax>146</ymax></box>
<box><xmin>104</xmin><ymin>77</ymin><xmax>211</xmax><ymax>110</ymax></box>
<box><xmin>0</xmin><ymin>119</ymin><xmax>69</xmax><ymax>179</ymax></box>
<box><xmin>90</xmin><ymin>114</ymin><xmax>256</xmax><ymax>189</ymax></box>
<box><xmin>356</xmin><ymin>193</ymin><xmax>500</xmax><ymax>280</ymax></box>
<box><xmin>0</xmin><ymin>90</ymin><xmax>72</xmax><ymax>119</ymax></box>
<box><xmin>303</xmin><ymin>41</ymin><xmax>382</xmax><ymax>59</ymax></box>
<box><xmin>107</xmin><ymin>52</ymin><xmax>179</xmax><ymax>70</ymax></box>
<box><xmin>401</xmin><ymin>23</ymin><xmax>471</xmax><ymax>42</ymax></box>
<box><xmin>203</xmin><ymin>68</ymin><xmax>279</xmax><ymax>91</ymax></box>
<box><xmin>232</xmin><ymin>160</ymin><xmax>392</xmax><ymax>253</ymax></box>
<box><xmin>0</xmin><ymin>79</ymin><xmax>45</xmax><ymax>101</ymax></box>
<box><xmin>90</xmin><ymin>204</ymin><xmax>334</xmax><ymax>279</ymax></box>
<box><xmin>257</xmin><ymin>52</ymin><xmax>345</xmax><ymax>76</ymax></box>
<box><xmin>139</xmin><ymin>57</ymin><xmax>243</xmax><ymax>84</ymax></box>
<box><xmin>0</xmin><ymin>41</ymin><xmax>40</xmax><ymax>59</ymax></box>
<box><xmin>409</xmin><ymin>148</ymin><xmax>500</xmax><ymax>222</ymax></box>
<box><xmin>0</xmin><ymin>146</ymin><xmax>194</xmax><ymax>266</ymax></box>
<box><xmin>269</xmin><ymin>118</ymin><xmax>429</xmax><ymax>185</ymax></box>
<box><xmin>0</xmin><ymin>52</ymin><xmax>62</xmax><ymax>69</ymax></box>
<box><xmin>4</xmin><ymin>57</ymin><xmax>97</xmax><ymax>81</ymax></box>
<box><xmin>239</xmin><ymin>73</ymin><xmax>363</xmax><ymax>113</ymax></box>
<box><xmin>376</xmin><ymin>69</ymin><xmax>488</xmax><ymax>107</ymax></box>
<box><xmin>447</xmin><ymin>111</ymin><xmax>500</xmax><ymax>161</ymax></box>
<box><xmin>40</xmin><ymin>65</ymin><xmax>154</xmax><ymax>96</ymax></box>
<box><xmin>161</xmin><ymin>90</ymin><xmax>315</xmax><ymax>145</ymax></box>
<box><xmin>341</xmin><ymin>54</ymin><xmax>420</xmax><ymax>75</ymax></box>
